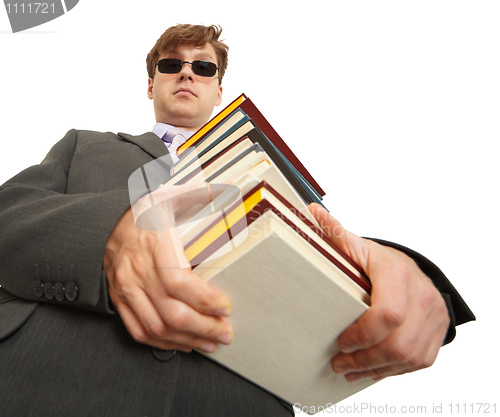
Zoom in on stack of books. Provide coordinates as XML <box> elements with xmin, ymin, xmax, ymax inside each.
<box><xmin>166</xmin><ymin>94</ymin><xmax>376</xmax><ymax>413</ymax></box>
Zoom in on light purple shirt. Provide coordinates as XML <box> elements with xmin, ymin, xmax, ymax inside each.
<box><xmin>152</xmin><ymin>123</ymin><xmax>195</xmax><ymax>163</ymax></box>
<box><xmin>152</xmin><ymin>123</ymin><xmax>195</xmax><ymax>147</ymax></box>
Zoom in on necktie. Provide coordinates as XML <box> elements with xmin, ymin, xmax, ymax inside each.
<box><xmin>162</xmin><ymin>128</ymin><xmax>188</xmax><ymax>163</ymax></box>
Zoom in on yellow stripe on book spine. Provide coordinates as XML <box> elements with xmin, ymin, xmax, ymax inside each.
<box><xmin>184</xmin><ymin>188</ymin><xmax>263</xmax><ymax>261</ymax></box>
<box><xmin>177</xmin><ymin>95</ymin><xmax>246</xmax><ymax>156</ymax></box>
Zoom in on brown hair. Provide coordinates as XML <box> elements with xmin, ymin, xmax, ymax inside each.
<box><xmin>146</xmin><ymin>24</ymin><xmax>229</xmax><ymax>85</ymax></box>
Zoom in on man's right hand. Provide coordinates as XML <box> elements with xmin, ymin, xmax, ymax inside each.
<box><xmin>103</xmin><ymin>183</ymin><xmax>234</xmax><ymax>353</ymax></box>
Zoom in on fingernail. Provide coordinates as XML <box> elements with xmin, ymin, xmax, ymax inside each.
<box><xmin>200</xmin><ymin>342</ymin><xmax>217</xmax><ymax>353</ymax></box>
<box><xmin>179</xmin><ymin>346</ymin><xmax>192</xmax><ymax>353</ymax></box>
<box><xmin>340</xmin><ymin>344</ymin><xmax>355</xmax><ymax>353</ymax></box>
<box><xmin>217</xmin><ymin>307</ymin><xmax>231</xmax><ymax>317</ymax></box>
<box><xmin>218</xmin><ymin>333</ymin><xmax>232</xmax><ymax>345</ymax></box>
<box><xmin>346</xmin><ymin>373</ymin><xmax>363</xmax><ymax>383</ymax></box>
<box><xmin>333</xmin><ymin>365</ymin><xmax>347</xmax><ymax>375</ymax></box>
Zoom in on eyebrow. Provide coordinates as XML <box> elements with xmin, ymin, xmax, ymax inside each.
<box><xmin>162</xmin><ymin>50</ymin><xmax>216</xmax><ymax>63</ymax></box>
<box><xmin>194</xmin><ymin>52</ymin><xmax>217</xmax><ymax>62</ymax></box>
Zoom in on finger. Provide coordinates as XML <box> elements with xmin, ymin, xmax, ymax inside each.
<box><xmin>117</xmin><ymin>300</ymin><xmax>222</xmax><ymax>353</ymax></box>
<box><xmin>141</xmin><ymin>266</ymin><xmax>233</xmax><ymax>337</ymax></box>
<box><xmin>337</xmin><ymin>264</ymin><xmax>409</xmax><ymax>352</ymax></box>
<box><xmin>151</xmin><ymin>260</ymin><xmax>232</xmax><ymax>317</ymax></box>
<box><xmin>151</xmin><ymin>295</ymin><xmax>233</xmax><ymax>342</ymax></box>
<box><xmin>113</xmin><ymin>297</ymin><xmax>165</xmax><ymax>347</ymax></box>
<box><xmin>332</xmin><ymin>298</ymin><xmax>443</xmax><ymax>377</ymax></box>
<box><xmin>333</xmin><ymin>316</ymin><xmax>420</xmax><ymax>373</ymax></box>
<box><xmin>331</xmin><ymin>344</ymin><xmax>398</xmax><ymax>377</ymax></box>
<box><xmin>308</xmin><ymin>204</ymin><xmax>405</xmax><ymax>351</ymax></box>
<box><xmin>308</xmin><ymin>203</ymin><xmax>366</xmax><ymax>256</ymax></box>
<box><xmin>342</xmin><ymin>338</ymin><xmax>441</xmax><ymax>383</ymax></box>
<box><xmin>308</xmin><ymin>203</ymin><xmax>356</xmax><ymax>255</ymax></box>
<box><xmin>115</xmin><ymin>285</ymin><xmax>171</xmax><ymax>342</ymax></box>
<box><xmin>308</xmin><ymin>204</ymin><xmax>410</xmax><ymax>348</ymax></box>
<box><xmin>338</xmin><ymin>316</ymin><xmax>441</xmax><ymax>382</ymax></box>
<box><xmin>332</xmin><ymin>345</ymin><xmax>421</xmax><ymax>382</ymax></box>
<box><xmin>343</xmin><ymin>364</ymin><xmax>423</xmax><ymax>383</ymax></box>
<box><xmin>115</xmin><ymin>288</ymin><xmax>233</xmax><ymax>351</ymax></box>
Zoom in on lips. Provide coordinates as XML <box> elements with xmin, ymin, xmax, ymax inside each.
<box><xmin>175</xmin><ymin>88</ymin><xmax>196</xmax><ymax>97</ymax></box>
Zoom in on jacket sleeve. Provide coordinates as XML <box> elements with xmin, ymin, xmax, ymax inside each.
<box><xmin>0</xmin><ymin>130</ymin><xmax>131</xmax><ymax>314</ymax></box>
<box><xmin>367</xmin><ymin>238</ymin><xmax>475</xmax><ymax>345</ymax></box>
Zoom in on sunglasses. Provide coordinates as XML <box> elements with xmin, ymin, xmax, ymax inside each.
<box><xmin>155</xmin><ymin>59</ymin><xmax>219</xmax><ymax>77</ymax></box>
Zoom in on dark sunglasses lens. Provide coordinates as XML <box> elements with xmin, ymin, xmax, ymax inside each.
<box><xmin>157</xmin><ymin>59</ymin><xmax>217</xmax><ymax>77</ymax></box>
<box><xmin>157</xmin><ymin>59</ymin><xmax>183</xmax><ymax>74</ymax></box>
<box><xmin>192</xmin><ymin>61</ymin><xmax>217</xmax><ymax>77</ymax></box>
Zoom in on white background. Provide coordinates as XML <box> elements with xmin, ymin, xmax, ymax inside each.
<box><xmin>1</xmin><ymin>1</ymin><xmax>498</xmax><ymax>415</ymax></box>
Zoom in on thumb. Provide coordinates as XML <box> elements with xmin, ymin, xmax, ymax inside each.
<box><xmin>307</xmin><ymin>203</ymin><xmax>353</xmax><ymax>253</ymax></box>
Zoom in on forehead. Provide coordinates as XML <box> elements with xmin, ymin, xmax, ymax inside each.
<box><xmin>160</xmin><ymin>43</ymin><xmax>217</xmax><ymax>62</ymax></box>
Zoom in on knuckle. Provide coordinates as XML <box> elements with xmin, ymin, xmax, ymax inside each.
<box><xmin>378</xmin><ymin>306</ymin><xmax>405</xmax><ymax>329</ymax></box>
<box><xmin>439</xmin><ymin>305</ymin><xmax>451</xmax><ymax>328</ymax></box>
<box><xmin>197</xmin><ymin>291</ymin><xmax>215</xmax><ymax>312</ymax></box>
<box><xmin>350</xmin><ymin>354</ymin><xmax>371</xmax><ymax>371</ymax></box>
<box><xmin>165</xmin><ymin>306</ymin><xmax>190</xmax><ymax>331</ymax></box>
<box><xmin>201</xmin><ymin>319</ymin><xmax>219</xmax><ymax>339</ymax></box>
<box><xmin>421</xmin><ymin>355</ymin><xmax>436</xmax><ymax>369</ymax></box>
<box><xmin>129</xmin><ymin>327</ymin><xmax>148</xmax><ymax>345</ymax></box>
<box><xmin>406</xmin><ymin>354</ymin><xmax>422</xmax><ymax>369</ymax></box>
<box><xmin>388</xmin><ymin>341</ymin><xmax>414</xmax><ymax>364</ymax></box>
<box><xmin>164</xmin><ymin>272</ymin><xmax>188</xmax><ymax>296</ymax></box>
<box><xmin>355</xmin><ymin>328</ymin><xmax>378</xmax><ymax>348</ymax></box>
<box><xmin>387</xmin><ymin>251</ymin><xmax>413</xmax><ymax>278</ymax></box>
<box><xmin>129</xmin><ymin>252</ymin><xmax>150</xmax><ymax>277</ymax></box>
<box><xmin>370</xmin><ymin>368</ymin><xmax>386</xmax><ymax>378</ymax></box>
<box><xmin>147</xmin><ymin>321</ymin><xmax>167</xmax><ymax>339</ymax></box>
<box><xmin>416</xmin><ymin>281</ymin><xmax>438</xmax><ymax>307</ymax></box>
<box><xmin>113</xmin><ymin>268</ymin><xmax>130</xmax><ymax>289</ymax></box>
<box><xmin>140</xmin><ymin>230</ymin><xmax>159</xmax><ymax>249</ymax></box>
<box><xmin>395</xmin><ymin>259</ymin><xmax>412</xmax><ymax>278</ymax></box>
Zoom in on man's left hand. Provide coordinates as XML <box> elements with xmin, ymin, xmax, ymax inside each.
<box><xmin>308</xmin><ymin>203</ymin><xmax>450</xmax><ymax>382</ymax></box>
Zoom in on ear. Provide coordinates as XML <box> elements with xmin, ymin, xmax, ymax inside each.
<box><xmin>215</xmin><ymin>85</ymin><xmax>223</xmax><ymax>106</ymax></box>
<box><xmin>147</xmin><ymin>78</ymin><xmax>154</xmax><ymax>100</ymax></box>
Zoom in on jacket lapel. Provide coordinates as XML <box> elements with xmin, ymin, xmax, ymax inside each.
<box><xmin>118</xmin><ymin>132</ymin><xmax>169</xmax><ymax>160</ymax></box>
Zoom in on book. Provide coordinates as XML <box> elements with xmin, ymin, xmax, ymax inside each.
<box><xmin>238</xmin><ymin>96</ymin><xmax>326</xmax><ymax>197</ymax></box>
<box><xmin>185</xmin><ymin>181</ymin><xmax>370</xmax><ymax>293</ymax></box>
<box><xmin>176</xmin><ymin>94</ymin><xmax>325</xmax><ymax>199</ymax></box>
<box><xmin>172</xmin><ymin>109</ymin><xmax>251</xmax><ymax>176</ymax></box>
<box><xmin>158</xmin><ymin>94</ymin><xmax>376</xmax><ymax>413</ymax></box>
<box><xmin>174</xmin><ymin>156</ymin><xmax>321</xmax><ymax>248</ymax></box>
<box><xmin>194</xmin><ymin>208</ymin><xmax>374</xmax><ymax>412</ymax></box>
<box><xmin>178</xmin><ymin>94</ymin><xmax>247</xmax><ymax>156</ymax></box>
<box><xmin>172</xmin><ymin>141</ymin><xmax>321</xmax><ymax>232</ymax></box>
<box><xmin>170</xmin><ymin>117</ymin><xmax>323</xmax><ymax>205</ymax></box>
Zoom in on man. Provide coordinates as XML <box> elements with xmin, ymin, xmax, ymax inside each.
<box><xmin>0</xmin><ymin>24</ymin><xmax>474</xmax><ymax>416</ymax></box>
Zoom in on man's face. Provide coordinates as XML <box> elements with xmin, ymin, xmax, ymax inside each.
<box><xmin>147</xmin><ymin>42</ymin><xmax>223</xmax><ymax>131</ymax></box>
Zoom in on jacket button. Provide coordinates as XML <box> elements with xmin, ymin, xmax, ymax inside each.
<box><xmin>152</xmin><ymin>348</ymin><xmax>176</xmax><ymax>362</ymax></box>
<box><xmin>43</xmin><ymin>283</ymin><xmax>54</xmax><ymax>299</ymax></box>
<box><xmin>54</xmin><ymin>283</ymin><xmax>65</xmax><ymax>301</ymax></box>
<box><xmin>65</xmin><ymin>282</ymin><xmax>78</xmax><ymax>301</ymax></box>
<box><xmin>32</xmin><ymin>281</ymin><xmax>44</xmax><ymax>298</ymax></box>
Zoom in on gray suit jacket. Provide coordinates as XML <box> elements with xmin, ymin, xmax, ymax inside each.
<box><xmin>0</xmin><ymin>129</ymin><xmax>298</xmax><ymax>416</ymax></box>
<box><xmin>0</xmin><ymin>129</ymin><xmax>167</xmax><ymax>316</ymax></box>
<box><xmin>0</xmin><ymin>129</ymin><xmax>474</xmax><ymax>416</ymax></box>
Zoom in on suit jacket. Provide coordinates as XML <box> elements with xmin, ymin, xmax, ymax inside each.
<box><xmin>0</xmin><ymin>129</ymin><xmax>475</xmax><ymax>416</ymax></box>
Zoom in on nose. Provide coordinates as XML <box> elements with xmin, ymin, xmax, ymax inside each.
<box><xmin>178</xmin><ymin>62</ymin><xmax>195</xmax><ymax>81</ymax></box>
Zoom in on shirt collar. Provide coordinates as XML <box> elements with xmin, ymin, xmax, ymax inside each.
<box><xmin>152</xmin><ymin>122</ymin><xmax>195</xmax><ymax>140</ymax></box>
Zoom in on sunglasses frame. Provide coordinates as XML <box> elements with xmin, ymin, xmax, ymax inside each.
<box><xmin>155</xmin><ymin>58</ymin><xmax>219</xmax><ymax>77</ymax></box>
